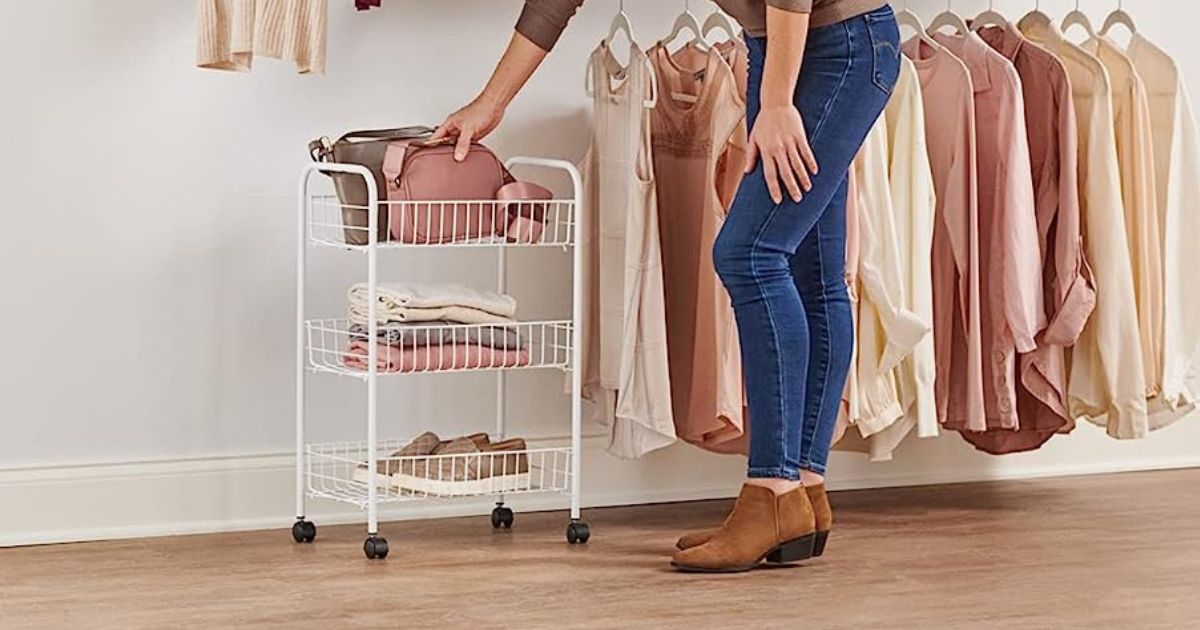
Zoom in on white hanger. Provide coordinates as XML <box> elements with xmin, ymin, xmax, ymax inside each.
<box><xmin>897</xmin><ymin>0</ymin><xmax>944</xmax><ymax>51</ymax></box>
<box><xmin>663</xmin><ymin>0</ymin><xmax>709</xmax><ymax>51</ymax></box>
<box><xmin>605</xmin><ymin>0</ymin><xmax>635</xmax><ymax>47</ymax></box>
<box><xmin>1062</xmin><ymin>0</ymin><xmax>1098</xmax><ymax>38</ymax></box>
<box><xmin>1101</xmin><ymin>0</ymin><xmax>1137</xmax><ymax>36</ymax></box>
<box><xmin>587</xmin><ymin>1</ymin><xmax>658</xmax><ymax>109</ymax></box>
<box><xmin>702</xmin><ymin>10</ymin><xmax>739</xmax><ymax>44</ymax></box>
<box><xmin>928</xmin><ymin>0</ymin><xmax>969</xmax><ymax>36</ymax></box>
<box><xmin>971</xmin><ymin>0</ymin><xmax>1009</xmax><ymax>32</ymax></box>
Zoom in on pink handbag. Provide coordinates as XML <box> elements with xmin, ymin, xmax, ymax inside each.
<box><xmin>382</xmin><ymin>138</ymin><xmax>514</xmax><ymax>244</ymax></box>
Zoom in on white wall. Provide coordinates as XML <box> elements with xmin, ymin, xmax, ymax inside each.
<box><xmin>0</xmin><ymin>0</ymin><xmax>1197</xmax><ymax>546</ymax></box>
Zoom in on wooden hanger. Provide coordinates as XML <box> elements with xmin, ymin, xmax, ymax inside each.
<box><xmin>897</xmin><ymin>1</ymin><xmax>944</xmax><ymax>51</ymax></box>
<box><xmin>702</xmin><ymin>10</ymin><xmax>739</xmax><ymax>44</ymax></box>
<box><xmin>1061</xmin><ymin>0</ymin><xmax>1098</xmax><ymax>39</ymax></box>
<box><xmin>663</xmin><ymin>0</ymin><xmax>709</xmax><ymax>51</ymax></box>
<box><xmin>1101</xmin><ymin>0</ymin><xmax>1137</xmax><ymax>36</ymax></box>
<box><xmin>971</xmin><ymin>0</ymin><xmax>1009</xmax><ymax>32</ymax></box>
<box><xmin>928</xmin><ymin>0</ymin><xmax>969</xmax><ymax>36</ymax></box>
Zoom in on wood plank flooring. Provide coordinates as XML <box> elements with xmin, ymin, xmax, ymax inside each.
<box><xmin>2</xmin><ymin>469</ymin><xmax>1199</xmax><ymax>629</ymax></box>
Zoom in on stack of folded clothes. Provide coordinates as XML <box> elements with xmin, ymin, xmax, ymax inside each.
<box><xmin>342</xmin><ymin>282</ymin><xmax>531</xmax><ymax>373</ymax></box>
<box><xmin>353</xmin><ymin>431</ymin><xmax>531</xmax><ymax>496</ymax></box>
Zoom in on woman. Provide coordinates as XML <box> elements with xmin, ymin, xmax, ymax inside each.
<box><xmin>434</xmin><ymin>0</ymin><xmax>900</xmax><ymax>573</ymax></box>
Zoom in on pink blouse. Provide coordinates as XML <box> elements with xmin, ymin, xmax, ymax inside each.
<box><xmin>964</xmin><ymin>26</ymin><xmax>1096</xmax><ymax>454</ymax></box>
<box><xmin>930</xmin><ymin>31</ymin><xmax>1045</xmax><ymax>434</ymax></box>
<box><xmin>902</xmin><ymin>39</ymin><xmax>987</xmax><ymax>431</ymax></box>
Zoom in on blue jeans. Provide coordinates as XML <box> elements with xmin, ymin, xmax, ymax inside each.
<box><xmin>713</xmin><ymin>6</ymin><xmax>901</xmax><ymax>479</ymax></box>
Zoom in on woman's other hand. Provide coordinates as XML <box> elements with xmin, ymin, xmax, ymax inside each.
<box><xmin>431</xmin><ymin>97</ymin><xmax>504</xmax><ymax>162</ymax></box>
<box><xmin>745</xmin><ymin>104</ymin><xmax>819</xmax><ymax>204</ymax></box>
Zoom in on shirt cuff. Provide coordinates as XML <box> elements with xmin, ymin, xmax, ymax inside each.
<box><xmin>1043</xmin><ymin>261</ymin><xmax>1097</xmax><ymax>347</ymax></box>
<box><xmin>767</xmin><ymin>0</ymin><xmax>814</xmax><ymax>12</ymax></box>
<box><xmin>879</xmin><ymin>307</ymin><xmax>932</xmax><ymax>373</ymax></box>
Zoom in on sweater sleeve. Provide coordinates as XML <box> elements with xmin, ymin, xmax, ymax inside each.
<box><xmin>768</xmin><ymin>0</ymin><xmax>814</xmax><ymax>12</ymax></box>
<box><xmin>516</xmin><ymin>0</ymin><xmax>585</xmax><ymax>52</ymax></box>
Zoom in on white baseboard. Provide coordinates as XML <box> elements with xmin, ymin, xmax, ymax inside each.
<box><xmin>3</xmin><ymin>431</ymin><xmax>1200</xmax><ymax>548</ymax></box>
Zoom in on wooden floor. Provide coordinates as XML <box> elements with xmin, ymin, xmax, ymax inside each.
<box><xmin>3</xmin><ymin>470</ymin><xmax>1199</xmax><ymax>629</ymax></box>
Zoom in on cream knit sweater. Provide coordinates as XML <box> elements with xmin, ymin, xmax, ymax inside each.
<box><xmin>196</xmin><ymin>0</ymin><xmax>327</xmax><ymax>74</ymax></box>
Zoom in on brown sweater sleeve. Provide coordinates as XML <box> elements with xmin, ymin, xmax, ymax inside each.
<box><xmin>516</xmin><ymin>0</ymin><xmax>819</xmax><ymax>52</ymax></box>
<box><xmin>516</xmin><ymin>0</ymin><xmax>586</xmax><ymax>52</ymax></box>
<box><xmin>769</xmin><ymin>0</ymin><xmax>813</xmax><ymax>11</ymax></box>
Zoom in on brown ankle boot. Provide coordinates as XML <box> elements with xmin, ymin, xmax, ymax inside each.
<box><xmin>676</xmin><ymin>484</ymin><xmax>833</xmax><ymax>553</ymax></box>
<box><xmin>670</xmin><ymin>484</ymin><xmax>817</xmax><ymax>573</ymax></box>
<box><xmin>675</xmin><ymin>528</ymin><xmax>714</xmax><ymax>551</ymax></box>
<box><xmin>807</xmin><ymin>483</ymin><xmax>833</xmax><ymax>556</ymax></box>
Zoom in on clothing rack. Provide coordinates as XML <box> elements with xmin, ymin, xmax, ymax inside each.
<box><xmin>292</xmin><ymin>158</ymin><xmax>589</xmax><ymax>559</ymax></box>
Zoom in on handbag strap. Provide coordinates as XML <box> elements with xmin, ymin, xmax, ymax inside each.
<box><xmin>339</xmin><ymin>126</ymin><xmax>435</xmax><ymax>142</ymax></box>
<box><xmin>308</xmin><ymin>126</ymin><xmax>436</xmax><ymax>163</ymax></box>
<box><xmin>308</xmin><ymin>136</ymin><xmax>334</xmax><ymax>162</ymax></box>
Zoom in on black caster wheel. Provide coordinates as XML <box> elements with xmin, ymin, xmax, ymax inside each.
<box><xmin>566</xmin><ymin>520</ymin><xmax>591</xmax><ymax>545</ymax></box>
<box><xmin>363</xmin><ymin>535</ymin><xmax>389</xmax><ymax>560</ymax></box>
<box><xmin>291</xmin><ymin>519</ymin><xmax>316</xmax><ymax>543</ymax></box>
<box><xmin>491</xmin><ymin>506</ymin><xmax>515</xmax><ymax>529</ymax></box>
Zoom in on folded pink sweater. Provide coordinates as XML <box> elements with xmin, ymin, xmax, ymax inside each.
<box><xmin>343</xmin><ymin>340</ymin><xmax>531</xmax><ymax>373</ymax></box>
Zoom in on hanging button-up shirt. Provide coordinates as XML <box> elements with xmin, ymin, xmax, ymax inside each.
<box><xmin>932</xmin><ymin>31</ymin><xmax>1045</xmax><ymax>435</ymax></box>
<box><xmin>1082</xmin><ymin>35</ymin><xmax>1165</xmax><ymax>406</ymax></box>
<box><xmin>878</xmin><ymin>55</ymin><xmax>939</xmax><ymax>454</ymax></box>
<box><xmin>1127</xmin><ymin>33</ymin><xmax>1200</xmax><ymax>427</ymax></box>
<box><xmin>840</xmin><ymin>56</ymin><xmax>939</xmax><ymax>462</ymax></box>
<box><xmin>902</xmin><ymin>38</ymin><xmax>987</xmax><ymax>432</ymax></box>
<box><xmin>849</xmin><ymin>112</ymin><xmax>931</xmax><ymax>440</ymax></box>
<box><xmin>964</xmin><ymin>25</ymin><xmax>1095</xmax><ymax>455</ymax></box>
<box><xmin>1020</xmin><ymin>17</ymin><xmax>1149</xmax><ymax>439</ymax></box>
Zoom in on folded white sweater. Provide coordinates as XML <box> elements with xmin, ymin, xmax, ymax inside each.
<box><xmin>347</xmin><ymin>283</ymin><xmax>518</xmax><ymax>326</ymax></box>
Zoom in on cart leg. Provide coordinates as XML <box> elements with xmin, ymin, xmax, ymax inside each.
<box><xmin>493</xmin><ymin>247</ymin><xmax>511</xmax><ymax>526</ymax></box>
<box><xmin>364</xmin><ymin>366</ymin><xmax>387</xmax><ymax>558</ymax></box>
<box><xmin>294</xmin><ymin>167</ymin><xmax>315</xmax><ymax>544</ymax></box>
<box><xmin>566</xmin><ymin>166</ymin><xmax>589</xmax><ymax>545</ymax></box>
<box><xmin>362</xmin><ymin>225</ymin><xmax>389</xmax><ymax>560</ymax></box>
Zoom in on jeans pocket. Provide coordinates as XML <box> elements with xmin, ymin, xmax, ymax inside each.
<box><xmin>864</xmin><ymin>10</ymin><xmax>901</xmax><ymax>96</ymax></box>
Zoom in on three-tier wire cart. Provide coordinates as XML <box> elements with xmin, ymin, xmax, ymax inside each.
<box><xmin>292</xmin><ymin>157</ymin><xmax>589</xmax><ymax>559</ymax></box>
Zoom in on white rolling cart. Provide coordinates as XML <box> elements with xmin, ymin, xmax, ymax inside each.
<box><xmin>292</xmin><ymin>157</ymin><xmax>589</xmax><ymax>559</ymax></box>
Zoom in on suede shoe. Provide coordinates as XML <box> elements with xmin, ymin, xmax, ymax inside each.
<box><xmin>671</xmin><ymin>484</ymin><xmax>817</xmax><ymax>573</ymax></box>
<box><xmin>676</xmin><ymin>483</ymin><xmax>833</xmax><ymax>557</ymax></box>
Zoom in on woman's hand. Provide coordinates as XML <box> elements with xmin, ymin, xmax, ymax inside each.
<box><xmin>745</xmin><ymin>104</ymin><xmax>819</xmax><ymax>204</ymax></box>
<box><xmin>431</xmin><ymin>97</ymin><xmax>505</xmax><ymax>161</ymax></box>
<box><xmin>431</xmin><ymin>31</ymin><xmax>551</xmax><ymax>162</ymax></box>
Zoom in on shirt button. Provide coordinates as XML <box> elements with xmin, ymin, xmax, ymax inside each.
<box><xmin>995</xmin><ymin>350</ymin><xmax>1006</xmax><ymax>363</ymax></box>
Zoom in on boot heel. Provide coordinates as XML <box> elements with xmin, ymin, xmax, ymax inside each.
<box><xmin>765</xmin><ymin>534</ymin><xmax>815</xmax><ymax>564</ymax></box>
<box><xmin>813</xmin><ymin>530</ymin><xmax>829</xmax><ymax>557</ymax></box>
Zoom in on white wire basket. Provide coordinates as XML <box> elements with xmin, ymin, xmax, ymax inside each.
<box><xmin>307</xmin><ymin>195</ymin><xmax>576</xmax><ymax>249</ymax></box>
<box><xmin>304</xmin><ymin>318</ymin><xmax>573</xmax><ymax>378</ymax></box>
<box><xmin>306</xmin><ymin>438</ymin><xmax>573</xmax><ymax>506</ymax></box>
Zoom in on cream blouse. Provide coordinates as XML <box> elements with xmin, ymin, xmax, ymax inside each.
<box><xmin>1127</xmin><ymin>33</ymin><xmax>1200</xmax><ymax>426</ymax></box>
